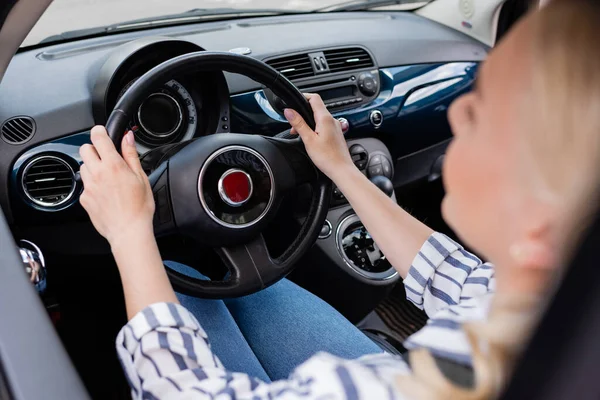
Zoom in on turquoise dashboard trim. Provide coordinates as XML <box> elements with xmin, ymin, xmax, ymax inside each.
<box><xmin>230</xmin><ymin>62</ymin><xmax>478</xmax><ymax>156</ymax></box>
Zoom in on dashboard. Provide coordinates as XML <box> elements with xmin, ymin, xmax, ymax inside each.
<box><xmin>0</xmin><ymin>11</ymin><xmax>486</xmax><ymax>232</ymax></box>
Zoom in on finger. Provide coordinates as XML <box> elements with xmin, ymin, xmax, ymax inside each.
<box><xmin>121</xmin><ymin>131</ymin><xmax>143</xmax><ymax>175</ymax></box>
<box><xmin>290</xmin><ymin>127</ymin><xmax>297</xmax><ymax>136</ymax></box>
<box><xmin>79</xmin><ymin>190</ymin><xmax>90</xmax><ymax>210</ymax></box>
<box><xmin>79</xmin><ymin>144</ymin><xmax>100</xmax><ymax>172</ymax></box>
<box><xmin>303</xmin><ymin>93</ymin><xmax>330</xmax><ymax>120</ymax></box>
<box><xmin>90</xmin><ymin>125</ymin><xmax>120</xmax><ymax>161</ymax></box>
<box><xmin>283</xmin><ymin>108</ymin><xmax>315</xmax><ymax>143</ymax></box>
<box><xmin>79</xmin><ymin>163</ymin><xmax>91</xmax><ymax>185</ymax></box>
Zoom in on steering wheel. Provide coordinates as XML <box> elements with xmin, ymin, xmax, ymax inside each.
<box><xmin>105</xmin><ymin>52</ymin><xmax>331</xmax><ymax>298</ymax></box>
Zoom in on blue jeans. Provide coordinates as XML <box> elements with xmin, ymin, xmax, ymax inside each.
<box><xmin>166</xmin><ymin>261</ymin><xmax>382</xmax><ymax>382</ymax></box>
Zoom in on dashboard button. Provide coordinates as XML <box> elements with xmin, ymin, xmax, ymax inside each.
<box><xmin>358</xmin><ymin>72</ymin><xmax>378</xmax><ymax>96</ymax></box>
<box><xmin>368</xmin><ymin>165</ymin><xmax>383</xmax><ymax>177</ymax></box>
<box><xmin>382</xmin><ymin>158</ymin><xmax>393</xmax><ymax>178</ymax></box>
<box><xmin>369</xmin><ymin>110</ymin><xmax>383</xmax><ymax>128</ymax></box>
<box><xmin>318</xmin><ymin>220</ymin><xmax>332</xmax><ymax>239</ymax></box>
<box><xmin>338</xmin><ymin>118</ymin><xmax>350</xmax><ymax>134</ymax></box>
<box><xmin>370</xmin><ymin>154</ymin><xmax>382</xmax><ymax>165</ymax></box>
<box><xmin>349</xmin><ymin>144</ymin><xmax>368</xmax><ymax>170</ymax></box>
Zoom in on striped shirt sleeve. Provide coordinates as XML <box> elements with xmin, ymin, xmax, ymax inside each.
<box><xmin>403</xmin><ymin>232</ymin><xmax>495</xmax><ymax>317</ymax></box>
<box><xmin>399</xmin><ymin>232</ymin><xmax>495</xmax><ymax>365</ymax></box>
<box><xmin>116</xmin><ymin>302</ymin><xmax>413</xmax><ymax>399</ymax></box>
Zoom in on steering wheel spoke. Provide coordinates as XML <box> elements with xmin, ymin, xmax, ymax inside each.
<box><xmin>268</xmin><ymin>136</ymin><xmax>318</xmax><ymax>186</ymax></box>
<box><xmin>148</xmin><ymin>161</ymin><xmax>176</xmax><ymax>237</ymax></box>
<box><xmin>217</xmin><ymin>233</ymin><xmax>275</xmax><ymax>289</ymax></box>
<box><xmin>166</xmin><ymin>234</ymin><xmax>274</xmax><ymax>299</ymax></box>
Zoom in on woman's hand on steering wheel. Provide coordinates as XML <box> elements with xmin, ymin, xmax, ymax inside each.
<box><xmin>284</xmin><ymin>93</ymin><xmax>355</xmax><ymax>181</ymax></box>
<box><xmin>79</xmin><ymin>126</ymin><xmax>155</xmax><ymax>246</ymax></box>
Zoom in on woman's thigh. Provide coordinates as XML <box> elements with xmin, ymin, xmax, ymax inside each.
<box><xmin>225</xmin><ymin>279</ymin><xmax>383</xmax><ymax>381</ymax></box>
<box><xmin>165</xmin><ymin>261</ymin><xmax>271</xmax><ymax>382</ymax></box>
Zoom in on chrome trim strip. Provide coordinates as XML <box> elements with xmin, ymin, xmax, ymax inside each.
<box><xmin>21</xmin><ymin>155</ymin><xmax>76</xmax><ymax>209</ymax></box>
<box><xmin>335</xmin><ymin>214</ymin><xmax>398</xmax><ymax>281</ymax></box>
<box><xmin>137</xmin><ymin>93</ymin><xmax>183</xmax><ymax>138</ymax></box>
<box><xmin>217</xmin><ymin>168</ymin><xmax>254</xmax><ymax>207</ymax></box>
<box><xmin>198</xmin><ymin>146</ymin><xmax>275</xmax><ymax>229</ymax></box>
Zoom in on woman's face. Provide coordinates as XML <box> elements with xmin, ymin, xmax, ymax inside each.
<box><xmin>443</xmin><ymin>19</ymin><xmax>534</xmax><ymax>264</ymax></box>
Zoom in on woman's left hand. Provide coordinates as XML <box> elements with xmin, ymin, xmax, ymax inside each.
<box><xmin>79</xmin><ymin>126</ymin><xmax>155</xmax><ymax>246</ymax></box>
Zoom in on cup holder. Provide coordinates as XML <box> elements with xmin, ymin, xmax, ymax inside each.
<box><xmin>335</xmin><ymin>214</ymin><xmax>398</xmax><ymax>281</ymax></box>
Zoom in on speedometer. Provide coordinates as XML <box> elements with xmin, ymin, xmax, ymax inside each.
<box><xmin>118</xmin><ymin>79</ymin><xmax>198</xmax><ymax>153</ymax></box>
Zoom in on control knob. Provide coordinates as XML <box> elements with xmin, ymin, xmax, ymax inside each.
<box><xmin>358</xmin><ymin>72</ymin><xmax>378</xmax><ymax>96</ymax></box>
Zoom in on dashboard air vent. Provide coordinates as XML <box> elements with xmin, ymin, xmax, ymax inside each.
<box><xmin>22</xmin><ymin>156</ymin><xmax>76</xmax><ymax>209</ymax></box>
<box><xmin>266</xmin><ymin>53</ymin><xmax>315</xmax><ymax>81</ymax></box>
<box><xmin>324</xmin><ymin>48</ymin><xmax>374</xmax><ymax>73</ymax></box>
<box><xmin>1</xmin><ymin>116</ymin><xmax>36</xmax><ymax>144</ymax></box>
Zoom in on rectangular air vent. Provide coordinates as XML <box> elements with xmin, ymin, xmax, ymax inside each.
<box><xmin>324</xmin><ymin>48</ymin><xmax>374</xmax><ymax>73</ymax></box>
<box><xmin>266</xmin><ymin>53</ymin><xmax>315</xmax><ymax>81</ymax></box>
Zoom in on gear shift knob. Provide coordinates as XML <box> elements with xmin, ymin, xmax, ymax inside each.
<box><xmin>369</xmin><ymin>175</ymin><xmax>394</xmax><ymax>198</ymax></box>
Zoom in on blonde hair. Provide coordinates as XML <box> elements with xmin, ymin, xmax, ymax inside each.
<box><xmin>397</xmin><ymin>1</ymin><xmax>600</xmax><ymax>399</ymax></box>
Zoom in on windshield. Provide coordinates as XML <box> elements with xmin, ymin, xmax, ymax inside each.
<box><xmin>23</xmin><ymin>0</ymin><xmax>431</xmax><ymax>48</ymax></box>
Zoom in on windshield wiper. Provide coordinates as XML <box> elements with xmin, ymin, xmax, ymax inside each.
<box><xmin>316</xmin><ymin>0</ymin><xmax>428</xmax><ymax>12</ymax></box>
<box><xmin>39</xmin><ymin>8</ymin><xmax>307</xmax><ymax>45</ymax></box>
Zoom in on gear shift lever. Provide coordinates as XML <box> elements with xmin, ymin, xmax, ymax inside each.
<box><xmin>369</xmin><ymin>175</ymin><xmax>395</xmax><ymax>198</ymax></box>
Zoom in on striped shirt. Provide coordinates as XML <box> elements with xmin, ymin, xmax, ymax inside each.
<box><xmin>116</xmin><ymin>232</ymin><xmax>495</xmax><ymax>399</ymax></box>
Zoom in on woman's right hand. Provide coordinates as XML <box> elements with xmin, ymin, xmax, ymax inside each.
<box><xmin>79</xmin><ymin>126</ymin><xmax>155</xmax><ymax>247</ymax></box>
<box><xmin>284</xmin><ymin>93</ymin><xmax>355</xmax><ymax>180</ymax></box>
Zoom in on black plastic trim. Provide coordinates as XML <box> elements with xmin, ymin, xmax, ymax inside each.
<box><xmin>393</xmin><ymin>139</ymin><xmax>451</xmax><ymax>188</ymax></box>
<box><xmin>0</xmin><ymin>209</ymin><xmax>89</xmax><ymax>399</ymax></box>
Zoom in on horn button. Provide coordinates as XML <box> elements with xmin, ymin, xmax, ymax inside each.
<box><xmin>199</xmin><ymin>146</ymin><xmax>274</xmax><ymax>228</ymax></box>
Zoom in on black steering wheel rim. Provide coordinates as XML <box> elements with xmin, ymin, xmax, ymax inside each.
<box><xmin>105</xmin><ymin>51</ymin><xmax>331</xmax><ymax>298</ymax></box>
<box><xmin>106</xmin><ymin>51</ymin><xmax>316</xmax><ymax>145</ymax></box>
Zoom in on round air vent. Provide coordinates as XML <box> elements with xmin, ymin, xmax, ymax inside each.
<box><xmin>21</xmin><ymin>156</ymin><xmax>76</xmax><ymax>209</ymax></box>
<box><xmin>1</xmin><ymin>116</ymin><xmax>36</xmax><ymax>144</ymax></box>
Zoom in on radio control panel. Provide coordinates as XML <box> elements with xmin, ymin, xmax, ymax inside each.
<box><xmin>265</xmin><ymin>69</ymin><xmax>380</xmax><ymax>113</ymax></box>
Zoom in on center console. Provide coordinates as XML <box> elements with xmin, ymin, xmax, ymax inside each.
<box><xmin>291</xmin><ymin>137</ymin><xmax>400</xmax><ymax>322</ymax></box>
<box><xmin>314</xmin><ymin>138</ymin><xmax>399</xmax><ymax>286</ymax></box>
